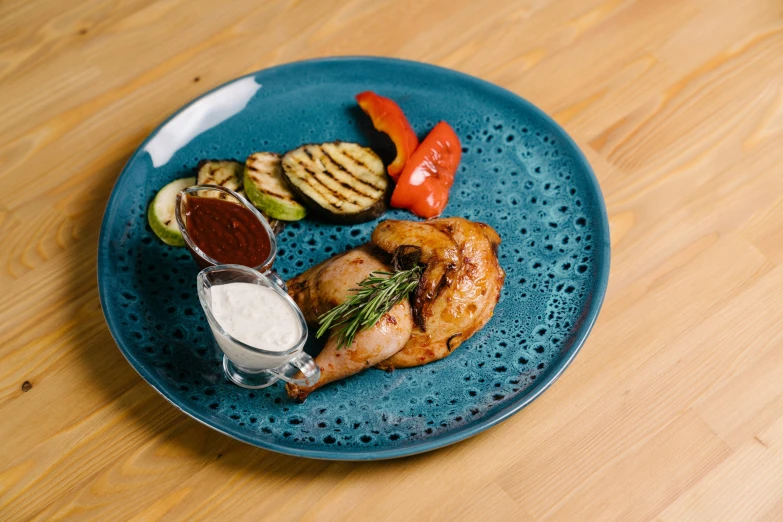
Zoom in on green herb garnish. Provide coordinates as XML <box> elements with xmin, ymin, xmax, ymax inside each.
<box><xmin>316</xmin><ymin>265</ymin><xmax>422</xmax><ymax>349</ymax></box>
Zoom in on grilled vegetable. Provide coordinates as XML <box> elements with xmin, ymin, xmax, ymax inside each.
<box><xmin>391</xmin><ymin>122</ymin><xmax>461</xmax><ymax>219</ymax></box>
<box><xmin>147</xmin><ymin>176</ymin><xmax>195</xmax><ymax>246</ymax></box>
<box><xmin>196</xmin><ymin>160</ymin><xmax>243</xmax><ymax>199</ymax></box>
<box><xmin>244</xmin><ymin>152</ymin><xmax>307</xmax><ymax>221</ymax></box>
<box><xmin>356</xmin><ymin>91</ymin><xmax>419</xmax><ymax>180</ymax></box>
<box><xmin>281</xmin><ymin>141</ymin><xmax>389</xmax><ymax>224</ymax></box>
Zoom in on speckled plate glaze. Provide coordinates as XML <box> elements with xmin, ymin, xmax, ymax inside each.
<box><xmin>98</xmin><ymin>57</ymin><xmax>610</xmax><ymax>460</ymax></box>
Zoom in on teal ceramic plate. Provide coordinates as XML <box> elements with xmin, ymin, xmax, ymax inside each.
<box><xmin>98</xmin><ymin>57</ymin><xmax>610</xmax><ymax>460</ymax></box>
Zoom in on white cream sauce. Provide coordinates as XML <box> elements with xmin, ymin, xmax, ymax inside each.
<box><xmin>210</xmin><ymin>282</ymin><xmax>300</xmax><ymax>352</ymax></box>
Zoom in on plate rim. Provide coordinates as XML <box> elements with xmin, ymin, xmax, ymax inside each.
<box><xmin>97</xmin><ymin>55</ymin><xmax>611</xmax><ymax>460</ymax></box>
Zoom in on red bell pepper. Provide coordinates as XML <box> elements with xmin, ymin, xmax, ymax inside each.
<box><xmin>356</xmin><ymin>91</ymin><xmax>419</xmax><ymax>180</ymax></box>
<box><xmin>391</xmin><ymin>121</ymin><xmax>461</xmax><ymax>219</ymax></box>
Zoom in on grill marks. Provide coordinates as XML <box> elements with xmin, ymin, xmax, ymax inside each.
<box><xmin>298</xmin><ymin>149</ymin><xmax>349</xmax><ymax>208</ymax></box>
<box><xmin>196</xmin><ymin>159</ymin><xmax>244</xmax><ymax>200</ymax></box>
<box><xmin>323</xmin><ymin>146</ymin><xmax>385</xmax><ymax>191</ymax></box>
<box><xmin>196</xmin><ymin>160</ymin><xmax>243</xmax><ymax>191</ymax></box>
<box><xmin>245</xmin><ymin>153</ymin><xmax>295</xmax><ymax>202</ymax></box>
<box><xmin>281</xmin><ymin>142</ymin><xmax>388</xmax><ymax>221</ymax></box>
<box><xmin>319</xmin><ymin>149</ymin><xmax>379</xmax><ymax>199</ymax></box>
<box><xmin>243</xmin><ymin>151</ymin><xmax>307</xmax><ymax>221</ymax></box>
<box><xmin>304</xmin><ymin>145</ymin><xmax>376</xmax><ymax>204</ymax></box>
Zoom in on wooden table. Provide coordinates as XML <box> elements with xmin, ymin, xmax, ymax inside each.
<box><xmin>2</xmin><ymin>0</ymin><xmax>782</xmax><ymax>519</ymax></box>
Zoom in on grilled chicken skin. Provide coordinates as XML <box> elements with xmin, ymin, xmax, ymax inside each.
<box><xmin>285</xmin><ymin>246</ymin><xmax>413</xmax><ymax>400</ymax></box>
<box><xmin>371</xmin><ymin>219</ymin><xmax>459</xmax><ymax>329</ymax></box>
<box><xmin>374</xmin><ymin>218</ymin><xmax>504</xmax><ymax>370</ymax></box>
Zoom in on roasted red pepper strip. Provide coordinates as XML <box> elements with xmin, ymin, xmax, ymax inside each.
<box><xmin>356</xmin><ymin>91</ymin><xmax>419</xmax><ymax>180</ymax></box>
<box><xmin>391</xmin><ymin>121</ymin><xmax>461</xmax><ymax>219</ymax></box>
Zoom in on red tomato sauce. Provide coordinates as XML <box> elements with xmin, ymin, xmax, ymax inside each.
<box><xmin>184</xmin><ymin>196</ymin><xmax>271</xmax><ymax>268</ymax></box>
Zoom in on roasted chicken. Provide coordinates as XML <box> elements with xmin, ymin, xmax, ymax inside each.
<box><xmin>285</xmin><ymin>246</ymin><xmax>413</xmax><ymax>400</ymax></box>
<box><xmin>373</xmin><ymin>218</ymin><xmax>505</xmax><ymax>370</ymax></box>
<box><xmin>284</xmin><ymin>218</ymin><xmax>504</xmax><ymax>399</ymax></box>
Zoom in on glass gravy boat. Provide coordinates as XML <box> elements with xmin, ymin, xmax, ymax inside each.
<box><xmin>196</xmin><ymin>264</ymin><xmax>319</xmax><ymax>389</ymax></box>
<box><xmin>176</xmin><ymin>185</ymin><xmax>286</xmax><ymax>289</ymax></box>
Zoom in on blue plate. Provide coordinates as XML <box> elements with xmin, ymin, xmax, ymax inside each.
<box><xmin>98</xmin><ymin>57</ymin><xmax>610</xmax><ymax>460</ymax></box>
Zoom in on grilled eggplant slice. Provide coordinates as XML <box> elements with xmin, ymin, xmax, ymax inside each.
<box><xmin>281</xmin><ymin>142</ymin><xmax>388</xmax><ymax>223</ymax></box>
<box><xmin>196</xmin><ymin>160</ymin><xmax>243</xmax><ymax>199</ymax></box>
<box><xmin>244</xmin><ymin>152</ymin><xmax>307</xmax><ymax>221</ymax></box>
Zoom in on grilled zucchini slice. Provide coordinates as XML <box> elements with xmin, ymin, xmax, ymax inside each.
<box><xmin>281</xmin><ymin>142</ymin><xmax>388</xmax><ymax>224</ymax></box>
<box><xmin>147</xmin><ymin>176</ymin><xmax>195</xmax><ymax>246</ymax></box>
<box><xmin>196</xmin><ymin>160</ymin><xmax>243</xmax><ymax>199</ymax></box>
<box><xmin>244</xmin><ymin>152</ymin><xmax>307</xmax><ymax>221</ymax></box>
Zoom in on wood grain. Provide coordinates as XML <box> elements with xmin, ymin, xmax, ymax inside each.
<box><xmin>1</xmin><ymin>0</ymin><xmax>782</xmax><ymax>520</ymax></box>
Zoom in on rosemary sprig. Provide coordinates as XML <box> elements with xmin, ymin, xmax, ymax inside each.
<box><xmin>316</xmin><ymin>265</ymin><xmax>422</xmax><ymax>349</ymax></box>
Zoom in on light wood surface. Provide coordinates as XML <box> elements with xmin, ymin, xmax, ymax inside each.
<box><xmin>2</xmin><ymin>0</ymin><xmax>782</xmax><ymax>520</ymax></box>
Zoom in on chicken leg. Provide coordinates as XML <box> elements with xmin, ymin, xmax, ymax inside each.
<box><xmin>285</xmin><ymin>245</ymin><xmax>413</xmax><ymax>400</ymax></box>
